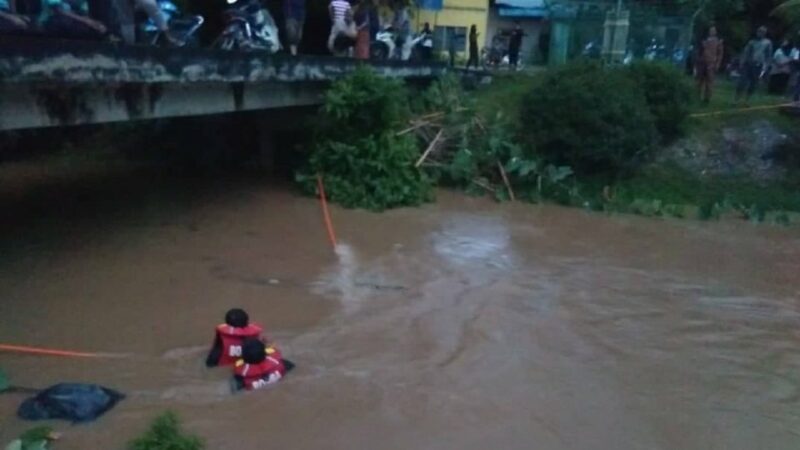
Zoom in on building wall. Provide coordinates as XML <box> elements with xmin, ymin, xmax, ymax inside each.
<box><xmin>486</xmin><ymin>8</ymin><xmax>545</xmax><ymax>63</ymax></box>
<box><xmin>415</xmin><ymin>0</ymin><xmax>489</xmax><ymax>54</ymax></box>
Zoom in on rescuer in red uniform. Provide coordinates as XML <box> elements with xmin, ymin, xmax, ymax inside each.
<box><xmin>205</xmin><ymin>308</ymin><xmax>265</xmax><ymax>367</ymax></box>
<box><xmin>233</xmin><ymin>338</ymin><xmax>293</xmax><ymax>391</ymax></box>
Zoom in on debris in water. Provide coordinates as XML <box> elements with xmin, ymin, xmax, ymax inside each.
<box><xmin>17</xmin><ymin>384</ymin><xmax>124</xmax><ymax>423</ymax></box>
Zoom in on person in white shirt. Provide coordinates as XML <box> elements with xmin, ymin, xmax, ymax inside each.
<box><xmin>768</xmin><ymin>39</ymin><xmax>793</xmax><ymax>94</ymax></box>
<box><xmin>791</xmin><ymin>32</ymin><xmax>800</xmax><ymax>104</ymax></box>
<box><xmin>328</xmin><ymin>0</ymin><xmax>355</xmax><ymax>54</ymax></box>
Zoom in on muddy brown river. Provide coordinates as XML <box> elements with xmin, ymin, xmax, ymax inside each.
<box><xmin>1</xmin><ymin>164</ymin><xmax>800</xmax><ymax>449</ymax></box>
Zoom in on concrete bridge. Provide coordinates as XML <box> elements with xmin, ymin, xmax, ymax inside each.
<box><xmin>0</xmin><ymin>36</ymin><xmax>447</xmax><ymax>131</ymax></box>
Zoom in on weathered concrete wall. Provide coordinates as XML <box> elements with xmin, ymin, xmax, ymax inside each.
<box><xmin>0</xmin><ymin>37</ymin><xmax>445</xmax><ymax>84</ymax></box>
<box><xmin>0</xmin><ymin>36</ymin><xmax>447</xmax><ymax>130</ymax></box>
<box><xmin>0</xmin><ymin>81</ymin><xmax>325</xmax><ymax>130</ymax></box>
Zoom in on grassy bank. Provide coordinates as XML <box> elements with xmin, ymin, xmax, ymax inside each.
<box><xmin>473</xmin><ymin>74</ymin><xmax>800</xmax><ymax>224</ymax></box>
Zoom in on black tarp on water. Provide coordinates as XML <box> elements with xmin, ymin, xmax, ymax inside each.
<box><xmin>17</xmin><ymin>383</ymin><xmax>124</xmax><ymax>423</ymax></box>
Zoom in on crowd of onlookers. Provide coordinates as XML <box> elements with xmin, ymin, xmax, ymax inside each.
<box><xmin>0</xmin><ymin>0</ymin><xmax>522</xmax><ymax>68</ymax></box>
<box><xmin>0</xmin><ymin>0</ymin><xmax>185</xmax><ymax>45</ymax></box>
<box><xmin>0</xmin><ymin>0</ymin><xmax>439</xmax><ymax>61</ymax></box>
<box><xmin>694</xmin><ymin>25</ymin><xmax>800</xmax><ymax>106</ymax></box>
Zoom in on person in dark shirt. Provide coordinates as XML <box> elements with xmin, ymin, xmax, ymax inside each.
<box><xmin>420</xmin><ymin>22</ymin><xmax>433</xmax><ymax>61</ymax></box>
<box><xmin>735</xmin><ymin>26</ymin><xmax>773</xmax><ymax>104</ymax></box>
<box><xmin>508</xmin><ymin>22</ymin><xmax>524</xmax><ymax>69</ymax></box>
<box><xmin>466</xmin><ymin>24</ymin><xmax>479</xmax><ymax>69</ymax></box>
<box><xmin>283</xmin><ymin>0</ymin><xmax>305</xmax><ymax>55</ymax></box>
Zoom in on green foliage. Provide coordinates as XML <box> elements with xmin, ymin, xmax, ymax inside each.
<box><xmin>128</xmin><ymin>412</ymin><xmax>203</xmax><ymax>450</ymax></box>
<box><xmin>297</xmin><ymin>67</ymin><xmax>433</xmax><ymax>211</ymax></box>
<box><xmin>624</xmin><ymin>62</ymin><xmax>693</xmax><ymax>142</ymax></box>
<box><xmin>297</xmin><ymin>134</ymin><xmax>433</xmax><ymax>210</ymax></box>
<box><xmin>773</xmin><ymin>0</ymin><xmax>800</xmax><ymax>20</ymax></box>
<box><xmin>416</xmin><ymin>74</ymin><xmax>466</xmax><ymax>114</ymax></box>
<box><xmin>318</xmin><ymin>66</ymin><xmax>410</xmax><ymax>142</ymax></box>
<box><xmin>5</xmin><ymin>427</ymin><xmax>54</xmax><ymax>450</ymax></box>
<box><xmin>520</xmin><ymin>62</ymin><xmax>659</xmax><ymax>176</ymax></box>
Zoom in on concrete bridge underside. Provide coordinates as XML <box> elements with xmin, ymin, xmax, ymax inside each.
<box><xmin>0</xmin><ymin>37</ymin><xmax>447</xmax><ymax>131</ymax></box>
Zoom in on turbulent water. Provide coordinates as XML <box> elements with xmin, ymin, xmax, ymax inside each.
<box><xmin>1</xmin><ymin>163</ymin><xmax>800</xmax><ymax>449</ymax></box>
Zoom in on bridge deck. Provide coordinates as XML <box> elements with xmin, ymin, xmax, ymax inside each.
<box><xmin>0</xmin><ymin>36</ymin><xmax>447</xmax><ymax>130</ymax></box>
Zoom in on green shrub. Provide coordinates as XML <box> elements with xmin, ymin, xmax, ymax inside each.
<box><xmin>296</xmin><ymin>67</ymin><xmax>434</xmax><ymax>211</ymax></box>
<box><xmin>299</xmin><ymin>134</ymin><xmax>433</xmax><ymax>210</ymax></box>
<box><xmin>520</xmin><ymin>62</ymin><xmax>658</xmax><ymax>176</ymax></box>
<box><xmin>316</xmin><ymin>66</ymin><xmax>410</xmax><ymax>142</ymax></box>
<box><xmin>624</xmin><ymin>62</ymin><xmax>693</xmax><ymax>142</ymax></box>
<box><xmin>128</xmin><ymin>412</ymin><xmax>203</xmax><ymax>450</ymax></box>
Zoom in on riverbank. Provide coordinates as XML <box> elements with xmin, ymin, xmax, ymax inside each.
<box><xmin>473</xmin><ymin>74</ymin><xmax>800</xmax><ymax>224</ymax></box>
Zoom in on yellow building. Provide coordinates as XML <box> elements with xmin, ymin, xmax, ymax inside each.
<box><xmin>415</xmin><ymin>0</ymin><xmax>489</xmax><ymax>54</ymax></box>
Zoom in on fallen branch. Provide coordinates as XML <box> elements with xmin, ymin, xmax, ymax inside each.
<box><xmin>474</xmin><ymin>116</ymin><xmax>487</xmax><ymax>134</ymax></box>
<box><xmin>415</xmin><ymin>129</ymin><xmax>444</xmax><ymax>168</ymax></box>
<box><xmin>415</xmin><ymin>111</ymin><xmax>445</xmax><ymax>122</ymax></box>
<box><xmin>497</xmin><ymin>161</ymin><xmax>515</xmax><ymax>201</ymax></box>
<box><xmin>471</xmin><ymin>179</ymin><xmax>496</xmax><ymax>193</ymax></box>
<box><xmin>398</xmin><ymin>120</ymin><xmax>434</xmax><ymax>136</ymax></box>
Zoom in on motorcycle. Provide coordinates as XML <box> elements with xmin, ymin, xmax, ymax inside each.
<box><xmin>138</xmin><ymin>0</ymin><xmax>203</xmax><ymax>46</ymax></box>
<box><xmin>213</xmin><ymin>0</ymin><xmax>280</xmax><ymax>53</ymax></box>
<box><xmin>644</xmin><ymin>39</ymin><xmax>667</xmax><ymax>61</ymax></box>
<box><xmin>371</xmin><ymin>26</ymin><xmax>425</xmax><ymax>61</ymax></box>
<box><xmin>581</xmin><ymin>40</ymin><xmax>601</xmax><ymax>59</ymax></box>
<box><xmin>482</xmin><ymin>35</ymin><xmax>506</xmax><ymax>69</ymax></box>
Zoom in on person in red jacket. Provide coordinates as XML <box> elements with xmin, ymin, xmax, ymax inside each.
<box><xmin>206</xmin><ymin>308</ymin><xmax>264</xmax><ymax>367</ymax></box>
<box><xmin>233</xmin><ymin>338</ymin><xmax>294</xmax><ymax>391</ymax></box>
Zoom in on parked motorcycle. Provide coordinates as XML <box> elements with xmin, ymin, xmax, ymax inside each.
<box><xmin>138</xmin><ymin>0</ymin><xmax>203</xmax><ymax>46</ymax></box>
<box><xmin>371</xmin><ymin>26</ymin><xmax>425</xmax><ymax>61</ymax></box>
<box><xmin>213</xmin><ymin>0</ymin><xmax>280</xmax><ymax>53</ymax></box>
<box><xmin>482</xmin><ymin>35</ymin><xmax>506</xmax><ymax>69</ymax></box>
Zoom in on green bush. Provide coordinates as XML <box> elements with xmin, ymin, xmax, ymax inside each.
<box><xmin>624</xmin><ymin>62</ymin><xmax>693</xmax><ymax>142</ymax></box>
<box><xmin>296</xmin><ymin>67</ymin><xmax>434</xmax><ymax>211</ymax></box>
<box><xmin>520</xmin><ymin>62</ymin><xmax>658</xmax><ymax>176</ymax></box>
<box><xmin>128</xmin><ymin>412</ymin><xmax>203</xmax><ymax>450</ymax></box>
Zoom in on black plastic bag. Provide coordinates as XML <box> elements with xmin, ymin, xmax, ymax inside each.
<box><xmin>17</xmin><ymin>383</ymin><xmax>124</xmax><ymax>423</ymax></box>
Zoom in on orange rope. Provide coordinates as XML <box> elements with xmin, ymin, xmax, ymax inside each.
<box><xmin>316</xmin><ymin>174</ymin><xmax>338</xmax><ymax>248</ymax></box>
<box><xmin>0</xmin><ymin>343</ymin><xmax>105</xmax><ymax>358</ymax></box>
<box><xmin>690</xmin><ymin>103</ymin><xmax>793</xmax><ymax>118</ymax></box>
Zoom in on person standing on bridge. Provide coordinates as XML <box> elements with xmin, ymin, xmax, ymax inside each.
<box><xmin>353</xmin><ymin>0</ymin><xmax>370</xmax><ymax>60</ymax></box>
<box><xmin>134</xmin><ymin>0</ymin><xmax>183</xmax><ymax>46</ymax></box>
<box><xmin>508</xmin><ymin>22</ymin><xmax>525</xmax><ymax>70</ymax></box>
<box><xmin>465</xmin><ymin>24</ymin><xmax>479</xmax><ymax>70</ymax></box>
<box><xmin>283</xmin><ymin>0</ymin><xmax>305</xmax><ymax>56</ymax></box>
<box><xmin>328</xmin><ymin>0</ymin><xmax>355</xmax><ymax>54</ymax></box>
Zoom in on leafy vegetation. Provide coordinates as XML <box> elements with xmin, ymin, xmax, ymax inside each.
<box><xmin>624</xmin><ymin>62</ymin><xmax>693</xmax><ymax>142</ymax></box>
<box><xmin>298</xmin><ymin>65</ymin><xmax>800</xmax><ymax>225</ymax></box>
<box><xmin>5</xmin><ymin>427</ymin><xmax>57</xmax><ymax>450</ymax></box>
<box><xmin>520</xmin><ymin>62</ymin><xmax>659</xmax><ymax>176</ymax></box>
<box><xmin>296</xmin><ymin>67</ymin><xmax>434</xmax><ymax>211</ymax></box>
<box><xmin>128</xmin><ymin>412</ymin><xmax>203</xmax><ymax>450</ymax></box>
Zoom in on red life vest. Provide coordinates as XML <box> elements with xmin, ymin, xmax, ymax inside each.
<box><xmin>234</xmin><ymin>347</ymin><xmax>286</xmax><ymax>391</ymax></box>
<box><xmin>216</xmin><ymin>323</ymin><xmax>263</xmax><ymax>366</ymax></box>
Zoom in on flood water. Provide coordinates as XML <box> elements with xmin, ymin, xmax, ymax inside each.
<box><xmin>2</xmin><ymin>163</ymin><xmax>800</xmax><ymax>449</ymax></box>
